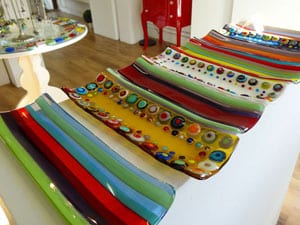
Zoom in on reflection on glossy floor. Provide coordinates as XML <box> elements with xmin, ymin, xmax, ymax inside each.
<box><xmin>0</xmin><ymin>10</ymin><xmax>299</xmax><ymax>225</ymax></box>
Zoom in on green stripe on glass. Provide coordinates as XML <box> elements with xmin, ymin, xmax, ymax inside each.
<box><xmin>0</xmin><ymin>116</ymin><xmax>90</xmax><ymax>225</ymax></box>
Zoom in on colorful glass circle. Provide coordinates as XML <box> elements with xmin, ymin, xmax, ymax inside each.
<box><xmin>86</xmin><ymin>82</ymin><xmax>98</xmax><ymax>91</ymax></box>
<box><xmin>148</xmin><ymin>104</ymin><xmax>160</xmax><ymax>115</ymax></box>
<box><xmin>209</xmin><ymin>151</ymin><xmax>226</xmax><ymax>162</ymax></box>
<box><xmin>119</xmin><ymin>89</ymin><xmax>129</xmax><ymax>99</ymax></box>
<box><xmin>165</xmin><ymin>49</ymin><xmax>172</xmax><ymax>55</ymax></box>
<box><xmin>158</xmin><ymin>111</ymin><xmax>171</xmax><ymax>123</ymax></box>
<box><xmin>226</xmin><ymin>71</ymin><xmax>235</xmax><ymax>78</ymax></box>
<box><xmin>261</xmin><ymin>82</ymin><xmax>271</xmax><ymax>89</ymax></box>
<box><xmin>189</xmin><ymin>59</ymin><xmax>196</xmax><ymax>65</ymax></box>
<box><xmin>197</xmin><ymin>160</ymin><xmax>218</xmax><ymax>171</ymax></box>
<box><xmin>248</xmin><ymin>78</ymin><xmax>258</xmax><ymax>86</ymax></box>
<box><xmin>75</xmin><ymin>87</ymin><xmax>88</xmax><ymax>95</ymax></box>
<box><xmin>207</xmin><ymin>65</ymin><xmax>214</xmax><ymax>71</ymax></box>
<box><xmin>96</xmin><ymin>74</ymin><xmax>106</xmax><ymax>84</ymax></box>
<box><xmin>173</xmin><ymin>53</ymin><xmax>181</xmax><ymax>59</ymax></box>
<box><xmin>197</xmin><ymin>62</ymin><xmax>205</xmax><ymax>68</ymax></box>
<box><xmin>273</xmin><ymin>83</ymin><xmax>283</xmax><ymax>92</ymax></box>
<box><xmin>104</xmin><ymin>80</ymin><xmax>113</xmax><ymax>89</ymax></box>
<box><xmin>170</xmin><ymin>116</ymin><xmax>185</xmax><ymax>129</ymax></box>
<box><xmin>126</xmin><ymin>93</ymin><xmax>138</xmax><ymax>104</ymax></box>
<box><xmin>202</xmin><ymin>131</ymin><xmax>217</xmax><ymax>143</ymax></box>
<box><xmin>236</xmin><ymin>74</ymin><xmax>247</xmax><ymax>83</ymax></box>
<box><xmin>137</xmin><ymin>99</ymin><xmax>148</xmax><ymax>109</ymax></box>
<box><xmin>187</xmin><ymin>123</ymin><xmax>201</xmax><ymax>136</ymax></box>
<box><xmin>219</xmin><ymin>136</ymin><xmax>234</xmax><ymax>149</ymax></box>
<box><xmin>181</xmin><ymin>57</ymin><xmax>189</xmax><ymax>63</ymax></box>
<box><xmin>216</xmin><ymin>67</ymin><xmax>225</xmax><ymax>74</ymax></box>
<box><xmin>111</xmin><ymin>85</ymin><xmax>121</xmax><ymax>93</ymax></box>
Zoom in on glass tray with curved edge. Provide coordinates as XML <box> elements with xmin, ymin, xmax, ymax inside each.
<box><xmin>0</xmin><ymin>115</ymin><xmax>91</xmax><ymax>225</ymax></box>
<box><xmin>118</xmin><ymin>62</ymin><xmax>261</xmax><ymax>133</ymax></box>
<box><xmin>201</xmin><ymin>30</ymin><xmax>300</xmax><ymax>67</ymax></box>
<box><xmin>222</xmin><ymin>23</ymin><xmax>300</xmax><ymax>51</ymax></box>
<box><xmin>62</xmin><ymin>71</ymin><xmax>240</xmax><ymax>180</ymax></box>
<box><xmin>147</xmin><ymin>46</ymin><xmax>287</xmax><ymax>102</ymax></box>
<box><xmin>0</xmin><ymin>96</ymin><xmax>175</xmax><ymax>225</ymax></box>
<box><xmin>1</xmin><ymin>111</ymin><xmax>109</xmax><ymax>225</ymax></box>
<box><xmin>28</xmin><ymin>94</ymin><xmax>175</xmax><ymax>225</ymax></box>
<box><xmin>183</xmin><ymin>38</ymin><xmax>300</xmax><ymax>83</ymax></box>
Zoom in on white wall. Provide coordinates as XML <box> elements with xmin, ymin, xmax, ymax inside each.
<box><xmin>44</xmin><ymin>0</ymin><xmax>54</xmax><ymax>10</ymax></box>
<box><xmin>57</xmin><ymin>0</ymin><xmax>89</xmax><ymax>17</ymax></box>
<box><xmin>89</xmin><ymin>0</ymin><xmax>119</xmax><ymax>40</ymax></box>
<box><xmin>231</xmin><ymin>0</ymin><xmax>300</xmax><ymax>31</ymax></box>
<box><xmin>191</xmin><ymin>0</ymin><xmax>233</xmax><ymax>38</ymax></box>
<box><xmin>191</xmin><ymin>0</ymin><xmax>300</xmax><ymax>39</ymax></box>
<box><xmin>115</xmin><ymin>0</ymin><xmax>143</xmax><ymax>44</ymax></box>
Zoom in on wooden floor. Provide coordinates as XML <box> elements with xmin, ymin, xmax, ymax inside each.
<box><xmin>0</xmin><ymin>10</ymin><xmax>299</xmax><ymax>225</ymax></box>
<box><xmin>277</xmin><ymin>158</ymin><xmax>300</xmax><ymax>225</ymax></box>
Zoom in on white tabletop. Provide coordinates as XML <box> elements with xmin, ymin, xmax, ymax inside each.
<box><xmin>1</xmin><ymin>82</ymin><xmax>299</xmax><ymax>225</ymax></box>
<box><xmin>0</xmin><ymin>18</ymin><xmax>87</xmax><ymax>59</ymax></box>
<box><xmin>158</xmin><ymin>83</ymin><xmax>300</xmax><ymax>225</ymax></box>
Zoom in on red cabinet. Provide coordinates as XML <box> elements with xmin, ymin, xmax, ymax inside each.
<box><xmin>141</xmin><ymin>0</ymin><xmax>192</xmax><ymax>49</ymax></box>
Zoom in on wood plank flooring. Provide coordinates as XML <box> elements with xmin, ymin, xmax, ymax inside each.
<box><xmin>0</xmin><ymin>10</ymin><xmax>299</xmax><ymax>225</ymax></box>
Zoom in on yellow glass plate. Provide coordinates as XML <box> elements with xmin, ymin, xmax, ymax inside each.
<box><xmin>63</xmin><ymin>71</ymin><xmax>239</xmax><ymax>180</ymax></box>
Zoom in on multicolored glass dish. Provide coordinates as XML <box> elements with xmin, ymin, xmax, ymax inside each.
<box><xmin>63</xmin><ymin>71</ymin><xmax>240</xmax><ymax>180</ymax></box>
<box><xmin>0</xmin><ymin>94</ymin><xmax>175</xmax><ymax>225</ymax></box>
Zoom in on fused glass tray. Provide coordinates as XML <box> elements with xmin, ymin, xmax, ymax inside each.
<box><xmin>222</xmin><ymin>23</ymin><xmax>300</xmax><ymax>51</ymax></box>
<box><xmin>0</xmin><ymin>94</ymin><xmax>175</xmax><ymax>225</ymax></box>
<box><xmin>184</xmin><ymin>39</ymin><xmax>300</xmax><ymax>82</ymax></box>
<box><xmin>0</xmin><ymin>115</ymin><xmax>91</xmax><ymax>225</ymax></box>
<box><xmin>1</xmin><ymin>111</ymin><xmax>107</xmax><ymax>225</ymax></box>
<box><xmin>63</xmin><ymin>71</ymin><xmax>240</xmax><ymax>180</ymax></box>
<box><xmin>118</xmin><ymin>61</ymin><xmax>262</xmax><ymax>133</ymax></box>
<box><xmin>146</xmin><ymin>46</ymin><xmax>287</xmax><ymax>102</ymax></box>
<box><xmin>202</xmin><ymin>29</ymin><xmax>300</xmax><ymax>66</ymax></box>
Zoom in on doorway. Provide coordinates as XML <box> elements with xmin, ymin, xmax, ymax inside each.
<box><xmin>52</xmin><ymin>0</ymin><xmax>58</xmax><ymax>9</ymax></box>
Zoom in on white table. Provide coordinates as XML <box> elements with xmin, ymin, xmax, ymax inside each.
<box><xmin>0</xmin><ymin>18</ymin><xmax>88</xmax><ymax>108</ymax></box>
<box><xmin>157</xmin><ymin>82</ymin><xmax>300</xmax><ymax>225</ymax></box>
<box><xmin>1</xmin><ymin>80</ymin><xmax>294</xmax><ymax>225</ymax></box>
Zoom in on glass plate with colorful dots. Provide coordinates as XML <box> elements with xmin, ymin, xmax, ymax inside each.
<box><xmin>62</xmin><ymin>70</ymin><xmax>239</xmax><ymax>180</ymax></box>
<box><xmin>146</xmin><ymin>46</ymin><xmax>287</xmax><ymax>102</ymax></box>
<box><xmin>221</xmin><ymin>23</ymin><xmax>300</xmax><ymax>52</ymax></box>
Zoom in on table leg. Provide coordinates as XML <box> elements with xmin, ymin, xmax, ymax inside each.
<box><xmin>18</xmin><ymin>55</ymin><xmax>42</xmax><ymax>107</ymax></box>
<box><xmin>17</xmin><ymin>54</ymin><xmax>66</xmax><ymax>108</ymax></box>
<box><xmin>141</xmin><ymin>16</ymin><xmax>149</xmax><ymax>50</ymax></box>
<box><xmin>159</xmin><ymin>27</ymin><xmax>163</xmax><ymax>45</ymax></box>
<box><xmin>176</xmin><ymin>21</ymin><xmax>182</xmax><ymax>47</ymax></box>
